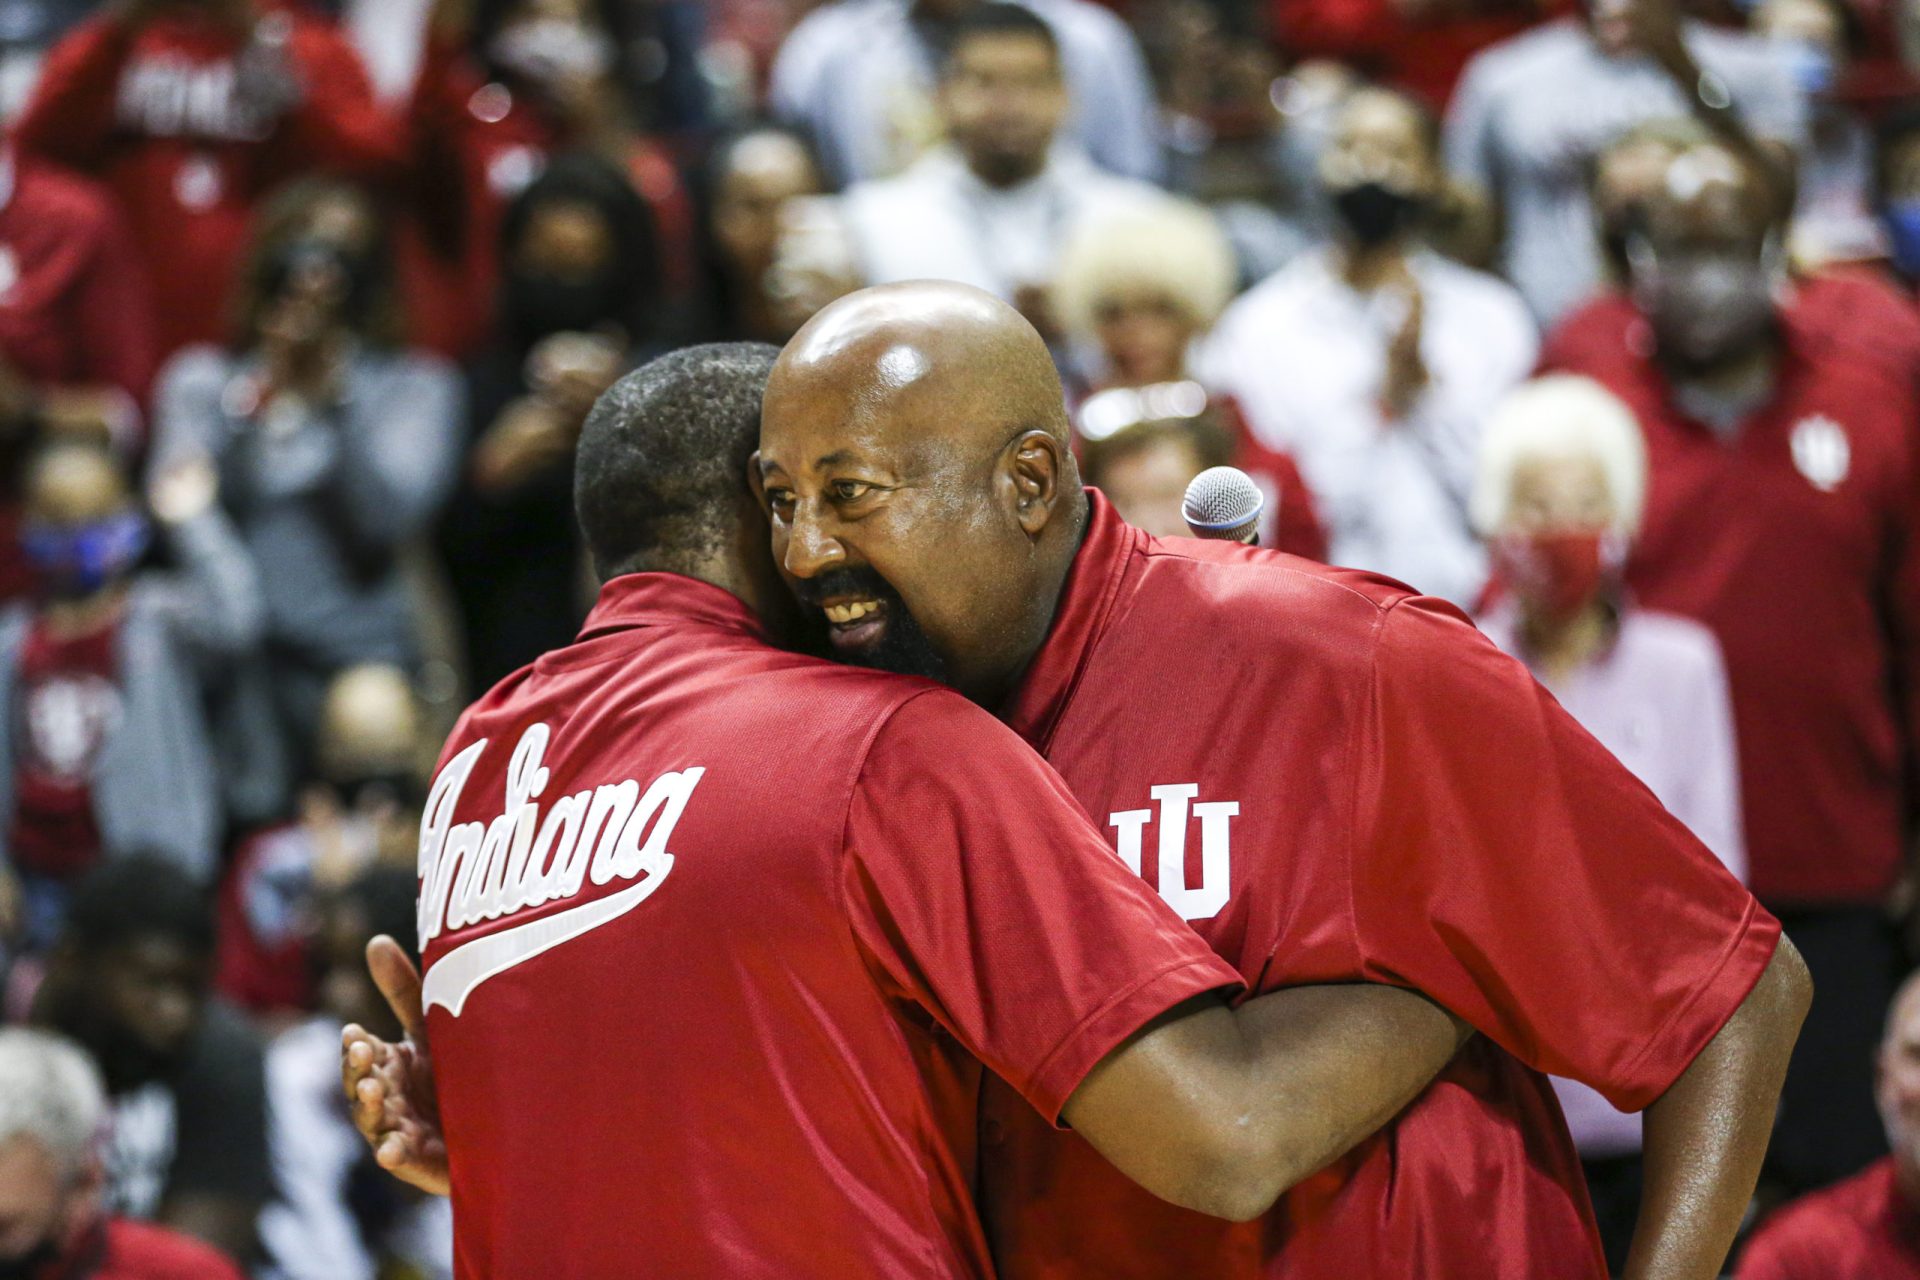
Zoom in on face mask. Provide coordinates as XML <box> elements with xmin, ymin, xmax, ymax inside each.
<box><xmin>261</xmin><ymin>237</ymin><xmax>378</xmax><ymax>327</ymax></box>
<box><xmin>22</xmin><ymin>511</ymin><xmax>150</xmax><ymax>601</ymax></box>
<box><xmin>1631</xmin><ymin>244</ymin><xmax>1779</xmax><ymax>367</ymax></box>
<box><xmin>0</xmin><ymin>1236</ymin><xmax>63</xmax><ymax>1280</ymax></box>
<box><xmin>1491</xmin><ymin>529</ymin><xmax>1619</xmax><ymax>623</ymax></box>
<box><xmin>502</xmin><ymin>271</ymin><xmax>623</xmax><ymax>346</ymax></box>
<box><xmin>1778</xmin><ymin>39</ymin><xmax>1836</xmax><ymax>97</ymax></box>
<box><xmin>1329</xmin><ymin>180</ymin><xmax>1423</xmax><ymax>249</ymax></box>
<box><xmin>490</xmin><ymin>18</ymin><xmax>615</xmax><ymax>88</ymax></box>
<box><xmin>1884</xmin><ymin>200</ymin><xmax>1920</xmax><ymax>277</ymax></box>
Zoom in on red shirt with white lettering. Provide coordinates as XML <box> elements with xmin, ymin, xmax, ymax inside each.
<box><xmin>420</xmin><ymin>572</ymin><xmax>1238</xmax><ymax>1279</ymax></box>
<box><xmin>14</xmin><ymin>7</ymin><xmax>406</xmax><ymax>356</ymax></box>
<box><xmin>979</xmin><ymin>493</ymin><xmax>1780</xmax><ymax>1279</ymax></box>
<box><xmin>1542</xmin><ymin>285</ymin><xmax>1920</xmax><ymax>904</ymax></box>
<box><xmin>1736</xmin><ymin>1158</ymin><xmax>1920</xmax><ymax>1278</ymax></box>
<box><xmin>8</xmin><ymin>615</ymin><xmax>120</xmax><ymax>881</ymax></box>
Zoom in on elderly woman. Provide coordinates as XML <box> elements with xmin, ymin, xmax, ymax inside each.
<box><xmin>1055</xmin><ymin>198</ymin><xmax>1325</xmax><ymax>559</ymax></box>
<box><xmin>1470</xmin><ymin>373</ymin><xmax>1746</xmax><ymax>1273</ymax></box>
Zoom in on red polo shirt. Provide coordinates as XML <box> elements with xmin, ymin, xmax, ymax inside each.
<box><xmin>980</xmin><ymin>493</ymin><xmax>1779</xmax><ymax>1278</ymax></box>
<box><xmin>1736</xmin><ymin>1158</ymin><xmax>1920</xmax><ymax>1278</ymax></box>
<box><xmin>421</xmin><ymin>572</ymin><xmax>1237</xmax><ymax>1279</ymax></box>
<box><xmin>1542</xmin><ymin>286</ymin><xmax>1920</xmax><ymax>905</ymax></box>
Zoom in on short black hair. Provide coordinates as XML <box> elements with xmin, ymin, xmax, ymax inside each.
<box><xmin>63</xmin><ymin>857</ymin><xmax>215</xmax><ymax>958</ymax></box>
<box><xmin>943</xmin><ymin>2</ymin><xmax>1060</xmax><ymax>69</ymax></box>
<box><xmin>574</xmin><ymin>342</ymin><xmax>781</xmax><ymax>580</ymax></box>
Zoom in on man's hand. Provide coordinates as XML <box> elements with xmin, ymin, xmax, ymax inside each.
<box><xmin>1380</xmin><ymin>282</ymin><xmax>1429</xmax><ymax>420</ymax></box>
<box><xmin>342</xmin><ymin>936</ymin><xmax>449</xmax><ymax>1196</ymax></box>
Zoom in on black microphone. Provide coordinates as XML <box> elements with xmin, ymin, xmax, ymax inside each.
<box><xmin>1182</xmin><ymin>466</ymin><xmax>1263</xmax><ymax>545</ymax></box>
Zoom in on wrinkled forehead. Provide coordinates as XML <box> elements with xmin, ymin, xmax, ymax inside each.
<box><xmin>762</xmin><ymin>337</ymin><xmax>986</xmax><ymax>474</ymax></box>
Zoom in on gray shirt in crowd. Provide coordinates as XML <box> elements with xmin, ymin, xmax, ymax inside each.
<box><xmin>1446</xmin><ymin>17</ymin><xmax>1806</xmax><ymax>327</ymax></box>
<box><xmin>151</xmin><ymin>345</ymin><xmax>462</xmax><ymax>677</ymax></box>
<box><xmin>770</xmin><ymin>0</ymin><xmax>1163</xmax><ymax>186</ymax></box>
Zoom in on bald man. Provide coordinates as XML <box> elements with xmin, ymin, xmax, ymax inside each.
<box><xmin>747</xmin><ymin>281</ymin><xmax>1809</xmax><ymax>1280</ymax></box>
<box><xmin>342</xmin><ymin>342</ymin><xmax>1474</xmax><ymax>1278</ymax></box>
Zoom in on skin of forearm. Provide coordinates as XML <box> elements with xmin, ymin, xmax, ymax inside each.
<box><xmin>1623</xmin><ymin>940</ymin><xmax>1811</xmax><ymax>1280</ymax></box>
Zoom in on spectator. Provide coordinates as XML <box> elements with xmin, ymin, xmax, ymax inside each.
<box><xmin>1446</xmin><ymin>0</ymin><xmax>1805</xmax><ymax>325</ymax></box>
<box><xmin>1875</xmin><ymin>101</ymin><xmax>1920</xmax><ymax>287</ymax></box>
<box><xmin>150</xmin><ymin>179</ymin><xmax>461</xmax><ymax>747</ymax></box>
<box><xmin>1736</xmin><ymin>967</ymin><xmax>1920</xmax><ymax>1276</ymax></box>
<box><xmin>696</xmin><ymin>124</ymin><xmax>826</xmax><ymax>345</ymax></box>
<box><xmin>0</xmin><ymin>141</ymin><xmax>162</xmax><ymax>603</ymax></box>
<box><xmin>1469</xmin><ymin>373</ymin><xmax>1746</xmax><ymax>1271</ymax></box>
<box><xmin>0</xmin><ymin>1026</ymin><xmax>246</xmax><ymax>1279</ymax></box>
<box><xmin>438</xmin><ymin>154</ymin><xmax>647</xmax><ymax>690</ymax></box>
<box><xmin>1202</xmin><ymin>85</ymin><xmax>1535</xmax><ymax>605</ymax></box>
<box><xmin>257</xmin><ymin>867</ymin><xmax>450</xmax><ymax>1280</ymax></box>
<box><xmin>214</xmin><ymin>663</ymin><xmax>423</xmax><ymax>1021</ymax></box>
<box><xmin>1543</xmin><ymin>139</ymin><xmax>1920</xmax><ymax>1198</ymax></box>
<box><xmin>12</xmin><ymin>0</ymin><xmax>408</xmax><ymax>357</ymax></box>
<box><xmin>24</xmin><ymin>859</ymin><xmax>269</xmax><ymax>1264</ymax></box>
<box><xmin>769</xmin><ymin>0</ymin><xmax>1161</xmax><ymax>187</ymax></box>
<box><xmin>0</xmin><ymin>443</ymin><xmax>260</xmax><ymax>955</ymax></box>
<box><xmin>1755</xmin><ymin>0</ymin><xmax>1883</xmax><ymax>267</ymax></box>
<box><xmin>1268</xmin><ymin>0</ymin><xmax>1561</xmax><ymax>110</ymax></box>
<box><xmin>1589</xmin><ymin>115</ymin><xmax>1716</xmax><ymax>286</ymax></box>
<box><xmin>827</xmin><ymin>3</ymin><xmax>1166</xmax><ymax>338</ymax></box>
<box><xmin>402</xmin><ymin>0</ymin><xmax>695</xmax><ymax>356</ymax></box>
<box><xmin>1054</xmin><ymin>198</ymin><xmax>1327</xmax><ymax>558</ymax></box>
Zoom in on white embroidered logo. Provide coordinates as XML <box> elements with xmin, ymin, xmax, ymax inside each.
<box><xmin>1791</xmin><ymin>414</ymin><xmax>1850</xmax><ymax>492</ymax></box>
<box><xmin>1108</xmin><ymin>784</ymin><xmax>1238</xmax><ymax>922</ymax></box>
<box><xmin>416</xmin><ymin>723</ymin><xmax>701</xmax><ymax>1016</ymax></box>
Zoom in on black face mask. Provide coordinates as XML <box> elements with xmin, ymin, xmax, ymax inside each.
<box><xmin>261</xmin><ymin>237</ymin><xmax>379</xmax><ymax>326</ymax></box>
<box><xmin>502</xmin><ymin>271</ymin><xmax>624</xmax><ymax>347</ymax></box>
<box><xmin>1330</xmin><ymin>180</ymin><xmax>1424</xmax><ymax>248</ymax></box>
<box><xmin>0</xmin><ymin>1235</ymin><xmax>64</xmax><ymax>1280</ymax></box>
<box><xmin>791</xmin><ymin>565</ymin><xmax>950</xmax><ymax>684</ymax></box>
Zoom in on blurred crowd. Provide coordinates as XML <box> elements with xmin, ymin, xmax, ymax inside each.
<box><xmin>0</xmin><ymin>0</ymin><xmax>1915</xmax><ymax>1275</ymax></box>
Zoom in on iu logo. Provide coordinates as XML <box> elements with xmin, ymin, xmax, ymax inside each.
<box><xmin>1108</xmin><ymin>784</ymin><xmax>1238</xmax><ymax>921</ymax></box>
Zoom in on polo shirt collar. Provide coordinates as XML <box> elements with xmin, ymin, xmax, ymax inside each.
<box><xmin>575</xmin><ymin>572</ymin><xmax>769</xmax><ymax>645</ymax></box>
<box><xmin>1000</xmin><ymin>489</ymin><xmax>1142</xmax><ymax>749</ymax></box>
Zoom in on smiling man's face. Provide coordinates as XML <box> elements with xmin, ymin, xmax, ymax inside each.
<box><xmin>755</xmin><ymin>283</ymin><xmax>1083</xmax><ymax>706</ymax></box>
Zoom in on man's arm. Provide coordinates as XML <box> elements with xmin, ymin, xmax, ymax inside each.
<box><xmin>1625</xmin><ymin>940</ymin><xmax>1811</xmax><ymax>1280</ymax></box>
<box><xmin>1063</xmin><ymin>984</ymin><xmax>1469</xmax><ymax>1221</ymax></box>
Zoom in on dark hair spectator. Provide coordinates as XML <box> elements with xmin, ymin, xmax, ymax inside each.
<box><xmin>148</xmin><ymin>179</ymin><xmax>462</xmax><ymax>756</ymax></box>
<box><xmin>25</xmin><ymin>855</ymin><xmax>268</xmax><ymax>1264</ymax></box>
<box><xmin>695</xmin><ymin>124</ymin><xmax>828</xmax><ymax>345</ymax></box>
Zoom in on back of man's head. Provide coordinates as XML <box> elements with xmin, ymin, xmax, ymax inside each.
<box><xmin>0</xmin><ymin>1029</ymin><xmax>105</xmax><ymax>1184</ymax></box>
<box><xmin>573</xmin><ymin>342</ymin><xmax>781</xmax><ymax>581</ymax></box>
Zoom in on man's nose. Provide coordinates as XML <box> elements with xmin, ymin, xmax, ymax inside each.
<box><xmin>782</xmin><ymin>505</ymin><xmax>845</xmax><ymax>579</ymax></box>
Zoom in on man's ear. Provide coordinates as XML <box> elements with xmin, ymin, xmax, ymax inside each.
<box><xmin>746</xmin><ymin>451</ymin><xmax>769</xmax><ymax>511</ymax></box>
<box><xmin>1003</xmin><ymin>430</ymin><xmax>1066</xmax><ymax>537</ymax></box>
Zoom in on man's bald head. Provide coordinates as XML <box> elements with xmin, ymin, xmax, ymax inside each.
<box><xmin>757</xmin><ymin>282</ymin><xmax>1086</xmax><ymax>704</ymax></box>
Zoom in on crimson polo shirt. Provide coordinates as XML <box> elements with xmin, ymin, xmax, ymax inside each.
<box><xmin>1543</xmin><ymin>285</ymin><xmax>1920</xmax><ymax>905</ymax></box>
<box><xmin>1736</xmin><ymin>1157</ymin><xmax>1920</xmax><ymax>1278</ymax></box>
<box><xmin>418</xmin><ymin>572</ymin><xmax>1236</xmax><ymax>1280</ymax></box>
<box><xmin>979</xmin><ymin>492</ymin><xmax>1779</xmax><ymax>1280</ymax></box>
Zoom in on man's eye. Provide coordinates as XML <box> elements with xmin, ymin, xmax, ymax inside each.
<box><xmin>831</xmin><ymin>481</ymin><xmax>873</xmax><ymax>502</ymax></box>
<box><xmin>764</xmin><ymin>488</ymin><xmax>795</xmax><ymax>514</ymax></box>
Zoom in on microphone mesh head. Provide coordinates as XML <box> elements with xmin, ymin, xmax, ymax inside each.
<box><xmin>1182</xmin><ymin>466</ymin><xmax>1264</xmax><ymax>532</ymax></box>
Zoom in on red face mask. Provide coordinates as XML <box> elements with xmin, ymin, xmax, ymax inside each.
<box><xmin>1491</xmin><ymin>530</ymin><xmax>1615</xmax><ymax>622</ymax></box>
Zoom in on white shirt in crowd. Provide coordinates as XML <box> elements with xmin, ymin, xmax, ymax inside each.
<box><xmin>258</xmin><ymin>1017</ymin><xmax>453</xmax><ymax>1280</ymax></box>
<box><xmin>770</xmin><ymin>0</ymin><xmax>1162</xmax><ymax>186</ymax></box>
<box><xmin>837</xmin><ymin>144</ymin><xmax>1164</xmax><ymax>301</ymax></box>
<box><xmin>1199</xmin><ymin>247</ymin><xmax>1537</xmax><ymax>607</ymax></box>
<box><xmin>1446</xmin><ymin>17</ymin><xmax>1807</xmax><ymax>327</ymax></box>
<box><xmin>1478</xmin><ymin>603</ymin><xmax>1747</xmax><ymax>1157</ymax></box>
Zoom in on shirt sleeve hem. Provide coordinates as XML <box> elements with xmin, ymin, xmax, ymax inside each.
<box><xmin>1603</xmin><ymin>896</ymin><xmax>1782</xmax><ymax>1113</ymax></box>
<box><xmin>1020</xmin><ymin>956</ymin><xmax>1244</xmax><ymax>1129</ymax></box>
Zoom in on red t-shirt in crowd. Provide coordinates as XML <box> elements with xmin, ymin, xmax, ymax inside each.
<box><xmin>13</xmin><ymin>7</ymin><xmax>407</xmax><ymax>356</ymax></box>
<box><xmin>8</xmin><ymin>615</ymin><xmax>120</xmax><ymax>881</ymax></box>
<box><xmin>979</xmin><ymin>492</ymin><xmax>1779</xmax><ymax>1279</ymax></box>
<box><xmin>419</xmin><ymin>572</ymin><xmax>1238</xmax><ymax>1279</ymax></box>
<box><xmin>1542</xmin><ymin>284</ymin><xmax>1920</xmax><ymax>905</ymax></box>
<box><xmin>42</xmin><ymin>1216</ymin><xmax>247</xmax><ymax>1280</ymax></box>
<box><xmin>1736</xmin><ymin>1158</ymin><xmax>1920</xmax><ymax>1278</ymax></box>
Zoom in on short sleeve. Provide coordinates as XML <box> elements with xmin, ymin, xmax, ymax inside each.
<box><xmin>843</xmin><ymin>691</ymin><xmax>1241</xmax><ymax>1124</ymax></box>
<box><xmin>1351</xmin><ymin>597</ymin><xmax>1780</xmax><ymax>1112</ymax></box>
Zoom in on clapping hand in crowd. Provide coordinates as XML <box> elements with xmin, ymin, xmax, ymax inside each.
<box><xmin>471</xmin><ymin>331</ymin><xmax>622</xmax><ymax>495</ymax></box>
<box><xmin>1380</xmin><ymin>274</ymin><xmax>1430</xmax><ymax>420</ymax></box>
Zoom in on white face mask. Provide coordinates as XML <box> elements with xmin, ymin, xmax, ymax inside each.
<box><xmin>490</xmin><ymin>18</ymin><xmax>616</xmax><ymax>88</ymax></box>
